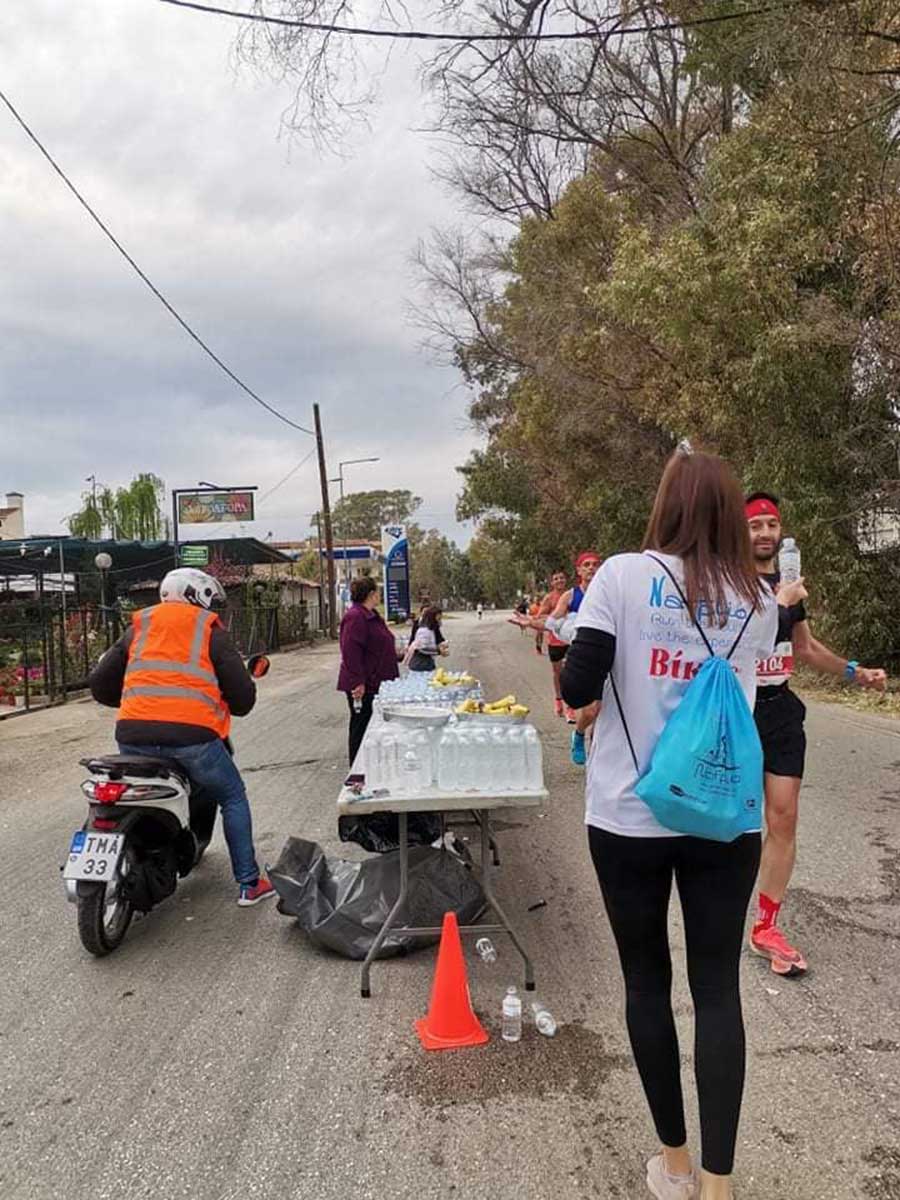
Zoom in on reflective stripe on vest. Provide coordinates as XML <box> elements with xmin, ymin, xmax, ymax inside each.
<box><xmin>119</xmin><ymin>604</ymin><xmax>230</xmax><ymax>736</ymax></box>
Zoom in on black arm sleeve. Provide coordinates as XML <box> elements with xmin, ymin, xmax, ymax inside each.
<box><xmin>89</xmin><ymin>630</ymin><xmax>133</xmax><ymax>708</ymax></box>
<box><xmin>210</xmin><ymin>628</ymin><xmax>256</xmax><ymax>717</ymax></box>
<box><xmin>560</xmin><ymin>628</ymin><xmax>616</xmax><ymax>710</ymax></box>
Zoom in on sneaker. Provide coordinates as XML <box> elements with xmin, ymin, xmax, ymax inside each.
<box><xmin>646</xmin><ymin>1154</ymin><xmax>697</xmax><ymax>1199</ymax></box>
<box><xmin>750</xmin><ymin>923</ymin><xmax>807</xmax><ymax>974</ymax></box>
<box><xmin>571</xmin><ymin>730</ymin><xmax>587</xmax><ymax>766</ymax></box>
<box><xmin>554</xmin><ymin>698</ymin><xmax>564</xmax><ymax>718</ymax></box>
<box><xmin>237</xmin><ymin>877</ymin><xmax>276</xmax><ymax>907</ymax></box>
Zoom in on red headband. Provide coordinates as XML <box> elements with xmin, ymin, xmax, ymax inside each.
<box><xmin>575</xmin><ymin>551</ymin><xmax>601</xmax><ymax>569</ymax></box>
<box><xmin>746</xmin><ymin>498</ymin><xmax>781</xmax><ymax>522</ymax></box>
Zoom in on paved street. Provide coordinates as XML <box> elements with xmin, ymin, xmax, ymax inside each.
<box><xmin>1</xmin><ymin>610</ymin><xmax>898</xmax><ymax>1200</ymax></box>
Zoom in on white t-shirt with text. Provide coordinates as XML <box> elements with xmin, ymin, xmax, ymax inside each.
<box><xmin>575</xmin><ymin>552</ymin><xmax>778</xmax><ymax>838</ymax></box>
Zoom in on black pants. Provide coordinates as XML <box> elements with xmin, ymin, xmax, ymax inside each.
<box><xmin>588</xmin><ymin>827</ymin><xmax>761</xmax><ymax>1175</ymax></box>
<box><xmin>346</xmin><ymin>692</ymin><xmax>374</xmax><ymax>766</ymax></box>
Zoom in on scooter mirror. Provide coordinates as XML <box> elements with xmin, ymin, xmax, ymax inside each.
<box><xmin>247</xmin><ymin>654</ymin><xmax>271</xmax><ymax>679</ymax></box>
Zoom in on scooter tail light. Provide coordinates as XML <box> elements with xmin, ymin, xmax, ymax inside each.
<box><xmin>93</xmin><ymin>781</ymin><xmax>129</xmax><ymax>804</ymax></box>
<box><xmin>93</xmin><ymin>818</ymin><xmax>119</xmax><ymax>831</ymax></box>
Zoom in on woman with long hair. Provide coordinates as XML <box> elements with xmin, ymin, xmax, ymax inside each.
<box><xmin>403</xmin><ymin>605</ymin><xmax>447</xmax><ymax>672</ymax></box>
<box><xmin>561</xmin><ymin>449</ymin><xmax>777</xmax><ymax>1200</ymax></box>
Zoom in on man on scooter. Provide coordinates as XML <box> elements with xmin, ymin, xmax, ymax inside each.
<box><xmin>89</xmin><ymin>568</ymin><xmax>275</xmax><ymax>906</ymax></box>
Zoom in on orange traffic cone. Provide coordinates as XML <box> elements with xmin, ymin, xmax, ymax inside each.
<box><xmin>415</xmin><ymin>912</ymin><xmax>489</xmax><ymax>1051</ymax></box>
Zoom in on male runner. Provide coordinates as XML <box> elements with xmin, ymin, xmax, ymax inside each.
<box><xmin>535</xmin><ymin>570</ymin><xmax>570</xmax><ymax>717</ymax></box>
<box><xmin>747</xmin><ymin>492</ymin><xmax>887</xmax><ymax>975</ymax></box>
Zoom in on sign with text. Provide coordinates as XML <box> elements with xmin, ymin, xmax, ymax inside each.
<box><xmin>381</xmin><ymin>525</ymin><xmax>410</xmax><ymax>621</ymax></box>
<box><xmin>177</xmin><ymin>490</ymin><xmax>255</xmax><ymax>525</ymax></box>
<box><xmin>180</xmin><ymin>545</ymin><xmax>209</xmax><ymax>566</ymax></box>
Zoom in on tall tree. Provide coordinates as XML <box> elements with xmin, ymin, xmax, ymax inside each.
<box><xmin>326</xmin><ymin>489</ymin><xmax>422</xmax><ymax>542</ymax></box>
<box><xmin>69</xmin><ymin>474</ymin><xmax>166</xmax><ymax>541</ymax></box>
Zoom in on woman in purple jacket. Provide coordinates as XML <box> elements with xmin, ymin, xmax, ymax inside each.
<box><xmin>338</xmin><ymin>576</ymin><xmax>399</xmax><ymax>764</ymax></box>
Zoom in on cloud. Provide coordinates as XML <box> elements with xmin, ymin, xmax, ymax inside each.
<box><xmin>0</xmin><ymin>0</ymin><xmax>479</xmax><ymax>546</ymax></box>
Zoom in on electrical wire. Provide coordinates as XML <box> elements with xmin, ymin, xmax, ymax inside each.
<box><xmin>158</xmin><ymin>0</ymin><xmax>804</xmax><ymax>44</ymax></box>
<box><xmin>0</xmin><ymin>87</ymin><xmax>314</xmax><ymax>437</ymax></box>
<box><xmin>258</xmin><ymin>447</ymin><xmax>317</xmax><ymax>503</ymax></box>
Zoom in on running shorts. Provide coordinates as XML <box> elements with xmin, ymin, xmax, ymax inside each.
<box><xmin>548</xmin><ymin>644</ymin><xmax>568</xmax><ymax>664</ymax></box>
<box><xmin>754</xmin><ymin>685</ymin><xmax>807</xmax><ymax>779</ymax></box>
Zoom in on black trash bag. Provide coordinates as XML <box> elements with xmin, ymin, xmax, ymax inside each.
<box><xmin>338</xmin><ymin>810</ymin><xmax>442</xmax><ymax>854</ymax></box>
<box><xmin>269</xmin><ymin>836</ymin><xmax>486</xmax><ymax>960</ymax></box>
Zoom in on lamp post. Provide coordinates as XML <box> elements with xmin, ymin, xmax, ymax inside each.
<box><xmin>94</xmin><ymin>551</ymin><xmax>112</xmax><ymax>645</ymax></box>
<box><xmin>332</xmin><ymin>457</ymin><xmax>379</xmax><ymax>608</ymax></box>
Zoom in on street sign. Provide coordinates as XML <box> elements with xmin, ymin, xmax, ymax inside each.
<box><xmin>381</xmin><ymin>525</ymin><xmax>410</xmax><ymax>621</ymax></box>
<box><xmin>181</xmin><ymin>545</ymin><xmax>209</xmax><ymax>566</ymax></box>
<box><xmin>177</xmin><ymin>490</ymin><xmax>255</xmax><ymax>525</ymax></box>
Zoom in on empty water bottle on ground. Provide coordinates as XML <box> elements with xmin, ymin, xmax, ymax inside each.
<box><xmin>531</xmin><ymin>1000</ymin><xmax>557</xmax><ymax>1037</ymax></box>
<box><xmin>502</xmin><ymin>985</ymin><xmax>522</xmax><ymax>1042</ymax></box>
<box><xmin>475</xmin><ymin>937</ymin><xmax>497</xmax><ymax>964</ymax></box>
<box><xmin>779</xmin><ymin>537</ymin><xmax>801</xmax><ymax>584</ymax></box>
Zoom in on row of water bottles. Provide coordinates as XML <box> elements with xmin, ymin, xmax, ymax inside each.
<box><xmin>363</xmin><ymin>722</ymin><xmax>544</xmax><ymax>794</ymax></box>
<box><xmin>437</xmin><ymin>723</ymin><xmax>543</xmax><ymax>794</ymax></box>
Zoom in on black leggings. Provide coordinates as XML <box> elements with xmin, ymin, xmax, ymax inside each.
<box><xmin>346</xmin><ymin>692</ymin><xmax>375</xmax><ymax>766</ymax></box>
<box><xmin>588</xmin><ymin>827</ymin><xmax>761</xmax><ymax>1176</ymax></box>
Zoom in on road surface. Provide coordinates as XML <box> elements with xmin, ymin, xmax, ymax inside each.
<box><xmin>1</xmin><ymin>611</ymin><xmax>898</xmax><ymax>1199</ymax></box>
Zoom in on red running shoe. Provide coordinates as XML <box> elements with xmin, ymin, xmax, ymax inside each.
<box><xmin>554</xmin><ymin>698</ymin><xmax>564</xmax><ymax>718</ymax></box>
<box><xmin>237</xmin><ymin>877</ymin><xmax>276</xmax><ymax>907</ymax></box>
<box><xmin>750</xmin><ymin>923</ymin><xmax>808</xmax><ymax>975</ymax></box>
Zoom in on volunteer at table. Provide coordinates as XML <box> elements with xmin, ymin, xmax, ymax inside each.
<box><xmin>337</xmin><ymin>576</ymin><xmax>399</xmax><ymax>764</ymax></box>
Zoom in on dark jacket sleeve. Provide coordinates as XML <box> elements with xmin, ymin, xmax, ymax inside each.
<box><xmin>89</xmin><ymin>629</ymin><xmax>133</xmax><ymax>708</ymax></box>
<box><xmin>560</xmin><ymin>628</ymin><xmax>616</xmax><ymax>710</ymax></box>
<box><xmin>210</xmin><ymin>627</ymin><xmax>256</xmax><ymax>717</ymax></box>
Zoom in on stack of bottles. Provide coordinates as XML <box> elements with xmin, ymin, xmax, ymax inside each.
<box><xmin>363</xmin><ymin>719</ymin><xmax>544</xmax><ymax>795</ymax></box>
<box><xmin>376</xmin><ymin>674</ymin><xmax>484</xmax><ymax>710</ymax></box>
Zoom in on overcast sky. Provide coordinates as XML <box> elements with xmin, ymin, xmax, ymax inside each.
<box><xmin>0</xmin><ymin>0</ymin><xmax>480</xmax><ymax>548</ymax></box>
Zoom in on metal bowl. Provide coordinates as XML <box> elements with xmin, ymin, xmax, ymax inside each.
<box><xmin>380</xmin><ymin>704</ymin><xmax>453</xmax><ymax>727</ymax></box>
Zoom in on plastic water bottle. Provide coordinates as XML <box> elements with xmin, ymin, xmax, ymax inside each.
<box><xmin>502</xmin><ymin>986</ymin><xmax>522</xmax><ymax>1042</ymax></box>
<box><xmin>437</xmin><ymin>727</ymin><xmax>458</xmax><ymax>791</ymax></box>
<box><xmin>473</xmin><ymin>728</ymin><xmax>494</xmax><ymax>792</ymax></box>
<box><xmin>779</xmin><ymin>537</ymin><xmax>801</xmax><ymax>584</ymax></box>
<box><xmin>523</xmin><ymin>726</ymin><xmax>544</xmax><ymax>791</ymax></box>
<box><xmin>507</xmin><ymin>725</ymin><xmax>527</xmax><ymax>792</ymax></box>
<box><xmin>399</xmin><ymin>734</ymin><xmax>423</xmax><ymax>794</ymax></box>
<box><xmin>411</xmin><ymin>728</ymin><xmax>432</xmax><ymax>788</ymax></box>
<box><xmin>531</xmin><ymin>1001</ymin><xmax>557</xmax><ymax>1037</ymax></box>
<box><xmin>475</xmin><ymin>937</ymin><xmax>497</xmax><ymax>964</ymax></box>
<box><xmin>490</xmin><ymin>727</ymin><xmax>510</xmax><ymax>791</ymax></box>
<box><xmin>456</xmin><ymin>729</ymin><xmax>475</xmax><ymax>791</ymax></box>
<box><xmin>380</xmin><ymin>731</ymin><xmax>399</xmax><ymax>790</ymax></box>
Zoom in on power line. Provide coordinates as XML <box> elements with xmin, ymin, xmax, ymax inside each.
<box><xmin>258</xmin><ymin>448</ymin><xmax>317</xmax><ymax>503</ymax></box>
<box><xmin>0</xmin><ymin>87</ymin><xmax>314</xmax><ymax>437</ymax></box>
<box><xmin>158</xmin><ymin>0</ymin><xmax>801</xmax><ymax>44</ymax></box>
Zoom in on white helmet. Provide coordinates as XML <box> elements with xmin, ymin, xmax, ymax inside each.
<box><xmin>159</xmin><ymin>568</ymin><xmax>226</xmax><ymax>611</ymax></box>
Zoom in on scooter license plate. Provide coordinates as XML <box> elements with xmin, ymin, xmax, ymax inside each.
<box><xmin>63</xmin><ymin>831</ymin><xmax>125</xmax><ymax>883</ymax></box>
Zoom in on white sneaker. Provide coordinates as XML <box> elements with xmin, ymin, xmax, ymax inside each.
<box><xmin>646</xmin><ymin>1154</ymin><xmax>697</xmax><ymax>1199</ymax></box>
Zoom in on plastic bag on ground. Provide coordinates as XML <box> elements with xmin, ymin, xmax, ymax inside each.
<box><xmin>269</xmin><ymin>836</ymin><xmax>487</xmax><ymax>960</ymax></box>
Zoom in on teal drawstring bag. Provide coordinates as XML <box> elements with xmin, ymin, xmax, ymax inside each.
<box><xmin>610</xmin><ymin>555</ymin><xmax>764</xmax><ymax>843</ymax></box>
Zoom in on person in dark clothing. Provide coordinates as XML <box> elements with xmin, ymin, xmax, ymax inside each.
<box><xmin>89</xmin><ymin>567</ymin><xmax>274</xmax><ymax>907</ymax></box>
<box><xmin>403</xmin><ymin>606</ymin><xmax>447</xmax><ymax>672</ymax></box>
<box><xmin>561</xmin><ymin>449</ymin><xmax>777</xmax><ymax>1200</ymax></box>
<box><xmin>337</xmin><ymin>576</ymin><xmax>399</xmax><ymax>764</ymax></box>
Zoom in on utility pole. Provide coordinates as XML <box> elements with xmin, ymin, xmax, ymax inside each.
<box><xmin>314</xmin><ymin>403</ymin><xmax>337</xmax><ymax>640</ymax></box>
<box><xmin>314</xmin><ymin>511</ymin><xmax>326</xmax><ymax>631</ymax></box>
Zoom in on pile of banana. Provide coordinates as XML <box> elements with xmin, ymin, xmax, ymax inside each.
<box><xmin>456</xmin><ymin>694</ymin><xmax>529</xmax><ymax>717</ymax></box>
<box><xmin>429</xmin><ymin>668</ymin><xmax>477</xmax><ymax>688</ymax></box>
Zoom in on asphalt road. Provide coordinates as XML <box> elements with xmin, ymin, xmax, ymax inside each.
<box><xmin>1</xmin><ymin>611</ymin><xmax>898</xmax><ymax>1200</ymax></box>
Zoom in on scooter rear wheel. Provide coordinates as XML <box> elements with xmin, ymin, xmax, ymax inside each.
<box><xmin>77</xmin><ymin>881</ymin><xmax>134</xmax><ymax>956</ymax></box>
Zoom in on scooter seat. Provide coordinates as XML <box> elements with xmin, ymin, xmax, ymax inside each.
<box><xmin>80</xmin><ymin>755</ymin><xmax>190</xmax><ymax>785</ymax></box>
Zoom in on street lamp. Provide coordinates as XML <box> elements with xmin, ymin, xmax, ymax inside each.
<box><xmin>94</xmin><ymin>552</ymin><xmax>112</xmax><ymax>642</ymax></box>
<box><xmin>332</xmin><ymin>457</ymin><xmax>380</xmax><ymax>602</ymax></box>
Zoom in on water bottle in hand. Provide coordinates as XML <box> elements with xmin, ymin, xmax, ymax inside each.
<box><xmin>778</xmin><ymin>537</ymin><xmax>801</xmax><ymax>584</ymax></box>
<box><xmin>502</xmin><ymin>986</ymin><xmax>522</xmax><ymax>1042</ymax></box>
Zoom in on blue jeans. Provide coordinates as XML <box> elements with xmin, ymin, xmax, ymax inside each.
<box><xmin>117</xmin><ymin>739</ymin><xmax>260</xmax><ymax>885</ymax></box>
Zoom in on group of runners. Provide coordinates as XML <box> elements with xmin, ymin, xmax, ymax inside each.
<box><xmin>515</xmin><ymin>491</ymin><xmax>887</xmax><ymax>977</ymax></box>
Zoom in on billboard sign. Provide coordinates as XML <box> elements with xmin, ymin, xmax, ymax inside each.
<box><xmin>177</xmin><ymin>490</ymin><xmax>255</xmax><ymax>525</ymax></box>
<box><xmin>381</xmin><ymin>525</ymin><xmax>410</xmax><ymax>621</ymax></box>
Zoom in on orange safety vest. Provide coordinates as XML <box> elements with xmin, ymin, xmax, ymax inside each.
<box><xmin>119</xmin><ymin>603</ymin><xmax>231</xmax><ymax>738</ymax></box>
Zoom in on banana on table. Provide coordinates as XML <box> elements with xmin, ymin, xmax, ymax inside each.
<box><xmin>456</xmin><ymin>694</ymin><xmax>529</xmax><ymax>717</ymax></box>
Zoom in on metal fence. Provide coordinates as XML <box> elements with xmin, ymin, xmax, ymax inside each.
<box><xmin>0</xmin><ymin>600</ymin><xmax>318</xmax><ymax>714</ymax></box>
<box><xmin>0</xmin><ymin>603</ymin><xmax>121</xmax><ymax>712</ymax></box>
